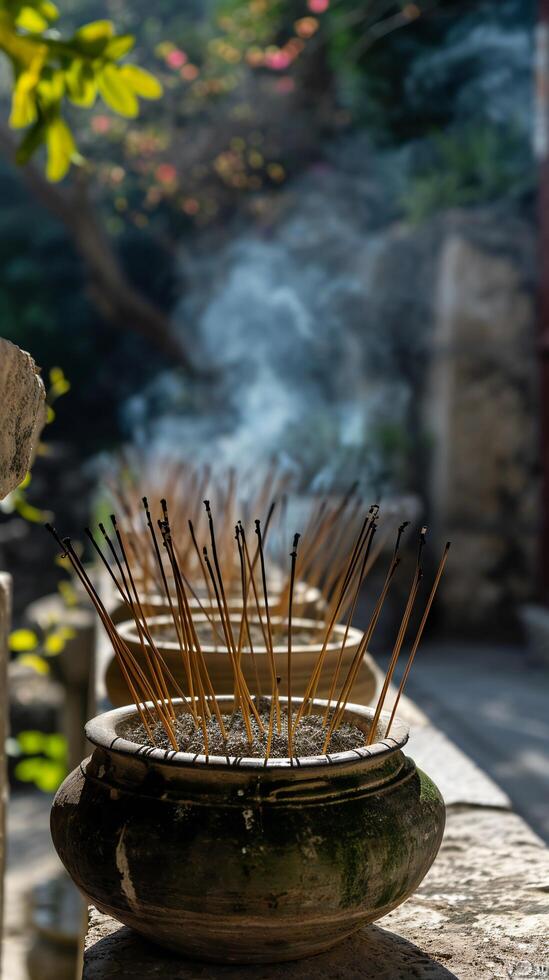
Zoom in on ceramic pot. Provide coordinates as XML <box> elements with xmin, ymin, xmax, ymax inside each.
<box><xmin>105</xmin><ymin>615</ymin><xmax>377</xmax><ymax>709</ymax></box>
<box><xmin>108</xmin><ymin>580</ymin><xmax>323</xmax><ymax>625</ymax></box>
<box><xmin>50</xmin><ymin>698</ymin><xmax>445</xmax><ymax>964</ymax></box>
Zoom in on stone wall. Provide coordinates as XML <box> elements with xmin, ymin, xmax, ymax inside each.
<box><xmin>425</xmin><ymin>210</ymin><xmax>539</xmax><ymax>632</ymax></box>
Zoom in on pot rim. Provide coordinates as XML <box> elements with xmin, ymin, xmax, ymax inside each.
<box><xmin>85</xmin><ymin>697</ymin><xmax>409</xmax><ymax>771</ymax></box>
<box><xmin>132</xmin><ymin>581</ymin><xmax>322</xmax><ymax>608</ymax></box>
<box><xmin>116</xmin><ymin>615</ymin><xmax>363</xmax><ymax>656</ymax></box>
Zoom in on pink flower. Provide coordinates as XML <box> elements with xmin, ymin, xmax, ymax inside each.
<box><xmin>166</xmin><ymin>49</ymin><xmax>187</xmax><ymax>69</ymax></box>
<box><xmin>155</xmin><ymin>163</ymin><xmax>177</xmax><ymax>185</ymax></box>
<box><xmin>91</xmin><ymin>115</ymin><xmax>111</xmax><ymax>134</ymax></box>
<box><xmin>308</xmin><ymin>0</ymin><xmax>329</xmax><ymax>11</ymax></box>
<box><xmin>264</xmin><ymin>49</ymin><xmax>291</xmax><ymax>71</ymax></box>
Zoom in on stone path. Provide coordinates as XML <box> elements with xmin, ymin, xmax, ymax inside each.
<box><xmin>401</xmin><ymin>642</ymin><xmax>549</xmax><ymax>841</ymax></box>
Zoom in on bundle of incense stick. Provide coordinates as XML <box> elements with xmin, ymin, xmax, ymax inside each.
<box><xmin>104</xmin><ymin>454</ymin><xmax>294</xmax><ymax>602</ymax></box>
<box><xmin>103</xmin><ymin>452</ymin><xmax>402</xmax><ymax>620</ymax></box>
<box><xmin>46</xmin><ymin>499</ymin><xmax>449</xmax><ymax>759</ymax></box>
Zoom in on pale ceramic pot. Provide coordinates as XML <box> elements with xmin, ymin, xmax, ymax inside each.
<box><xmin>109</xmin><ymin>580</ymin><xmax>323</xmax><ymax>625</ymax></box>
<box><xmin>105</xmin><ymin>615</ymin><xmax>377</xmax><ymax>709</ymax></box>
<box><xmin>50</xmin><ymin>698</ymin><xmax>445</xmax><ymax>964</ymax></box>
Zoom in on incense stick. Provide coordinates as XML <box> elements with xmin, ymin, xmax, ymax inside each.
<box><xmin>46</xmin><ymin>496</ymin><xmax>449</xmax><ymax>760</ymax></box>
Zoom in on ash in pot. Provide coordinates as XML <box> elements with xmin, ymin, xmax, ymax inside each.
<box><xmin>121</xmin><ymin>701</ymin><xmax>375</xmax><ymax>758</ymax></box>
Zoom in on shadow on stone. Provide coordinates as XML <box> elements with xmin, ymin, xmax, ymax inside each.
<box><xmin>85</xmin><ymin>917</ymin><xmax>459</xmax><ymax>979</ymax></box>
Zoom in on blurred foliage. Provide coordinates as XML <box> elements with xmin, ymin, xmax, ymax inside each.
<box><xmin>9</xmin><ymin>620</ymin><xmax>76</xmax><ymax>674</ymax></box>
<box><xmin>403</xmin><ymin>123</ymin><xmax>535</xmax><ymax>223</ymax></box>
<box><xmin>0</xmin><ymin>0</ymin><xmax>536</xmax><ymax>456</ymax></box>
<box><xmin>0</xmin><ymin>0</ymin><xmax>162</xmax><ymax>179</ymax></box>
<box><xmin>7</xmin><ymin>729</ymin><xmax>67</xmax><ymax>791</ymax></box>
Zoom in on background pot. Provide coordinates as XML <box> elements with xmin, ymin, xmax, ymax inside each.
<box><xmin>50</xmin><ymin>698</ymin><xmax>445</xmax><ymax>964</ymax></box>
<box><xmin>108</xmin><ymin>579</ymin><xmax>323</xmax><ymax>625</ymax></box>
<box><xmin>105</xmin><ymin>615</ymin><xmax>377</xmax><ymax>709</ymax></box>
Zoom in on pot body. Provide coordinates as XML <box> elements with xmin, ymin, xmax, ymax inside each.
<box><xmin>105</xmin><ymin>616</ymin><xmax>377</xmax><ymax>709</ymax></box>
<box><xmin>51</xmin><ymin>701</ymin><xmax>445</xmax><ymax>964</ymax></box>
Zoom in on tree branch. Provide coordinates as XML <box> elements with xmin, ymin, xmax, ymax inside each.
<box><xmin>0</xmin><ymin>123</ymin><xmax>202</xmax><ymax>375</ymax></box>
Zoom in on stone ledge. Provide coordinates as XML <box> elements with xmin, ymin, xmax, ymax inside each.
<box><xmin>83</xmin><ymin>807</ymin><xmax>549</xmax><ymax>980</ymax></box>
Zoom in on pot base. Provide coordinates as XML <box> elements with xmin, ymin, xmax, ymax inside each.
<box><xmin>93</xmin><ymin>897</ymin><xmax>369</xmax><ymax>963</ymax></box>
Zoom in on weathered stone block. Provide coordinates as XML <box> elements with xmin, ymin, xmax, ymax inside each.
<box><xmin>0</xmin><ymin>338</ymin><xmax>46</xmax><ymax>501</ymax></box>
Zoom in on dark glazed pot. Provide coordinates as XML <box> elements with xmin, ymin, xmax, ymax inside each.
<box><xmin>50</xmin><ymin>699</ymin><xmax>445</xmax><ymax>964</ymax></box>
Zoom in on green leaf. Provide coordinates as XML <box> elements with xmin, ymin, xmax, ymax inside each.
<box><xmin>17</xmin><ymin>730</ymin><xmax>47</xmax><ymax>754</ymax></box>
<box><xmin>45</xmin><ymin>116</ymin><xmax>77</xmax><ymax>182</ymax></box>
<box><xmin>35</xmin><ymin>760</ymin><xmax>66</xmax><ymax>792</ymax></box>
<box><xmin>119</xmin><ymin>65</ymin><xmax>162</xmax><ymax>99</ymax></box>
<box><xmin>15</xmin><ymin>758</ymin><xmax>44</xmax><ymax>783</ymax></box>
<box><xmin>9</xmin><ymin>629</ymin><xmax>39</xmax><ymax>652</ymax></box>
<box><xmin>97</xmin><ymin>64</ymin><xmax>138</xmax><ymax>118</ymax></box>
<box><xmin>104</xmin><ymin>34</ymin><xmax>135</xmax><ymax>60</ymax></box>
<box><xmin>19</xmin><ymin>653</ymin><xmax>50</xmax><ymax>675</ymax></box>
<box><xmin>15</xmin><ymin>757</ymin><xmax>66</xmax><ymax>792</ymax></box>
<box><xmin>43</xmin><ymin>733</ymin><xmax>67</xmax><ymax>761</ymax></box>
<box><xmin>65</xmin><ymin>59</ymin><xmax>96</xmax><ymax>107</ymax></box>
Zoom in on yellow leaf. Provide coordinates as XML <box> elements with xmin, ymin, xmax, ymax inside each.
<box><xmin>9</xmin><ymin>629</ymin><xmax>39</xmax><ymax>652</ymax></box>
<box><xmin>0</xmin><ymin>23</ymin><xmax>47</xmax><ymax>69</ymax></box>
<box><xmin>18</xmin><ymin>471</ymin><xmax>31</xmax><ymax>490</ymax></box>
<box><xmin>104</xmin><ymin>34</ymin><xmax>135</xmax><ymax>60</ymax></box>
<box><xmin>10</xmin><ymin>75</ymin><xmax>38</xmax><ymax>128</ymax></box>
<box><xmin>74</xmin><ymin>20</ymin><xmax>114</xmax><ymax>43</ymax></box>
<box><xmin>46</xmin><ymin>405</ymin><xmax>55</xmax><ymax>423</ymax></box>
<box><xmin>16</xmin><ymin>7</ymin><xmax>48</xmax><ymax>32</ymax></box>
<box><xmin>15</xmin><ymin>498</ymin><xmax>49</xmax><ymax>522</ymax></box>
<box><xmin>37</xmin><ymin>68</ymin><xmax>65</xmax><ymax>105</ymax></box>
<box><xmin>46</xmin><ymin>117</ymin><xmax>77</xmax><ymax>182</ymax></box>
<box><xmin>49</xmin><ymin>366</ymin><xmax>65</xmax><ymax>384</ymax></box>
<box><xmin>97</xmin><ymin>64</ymin><xmax>138</xmax><ymax>118</ymax></box>
<box><xmin>44</xmin><ymin>632</ymin><xmax>66</xmax><ymax>655</ymax></box>
<box><xmin>58</xmin><ymin>581</ymin><xmax>78</xmax><ymax>607</ymax></box>
<box><xmin>19</xmin><ymin>654</ymin><xmax>50</xmax><ymax>675</ymax></box>
<box><xmin>119</xmin><ymin>65</ymin><xmax>162</xmax><ymax>99</ymax></box>
<box><xmin>38</xmin><ymin>0</ymin><xmax>59</xmax><ymax>22</ymax></box>
<box><xmin>65</xmin><ymin>59</ymin><xmax>96</xmax><ymax>107</ymax></box>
